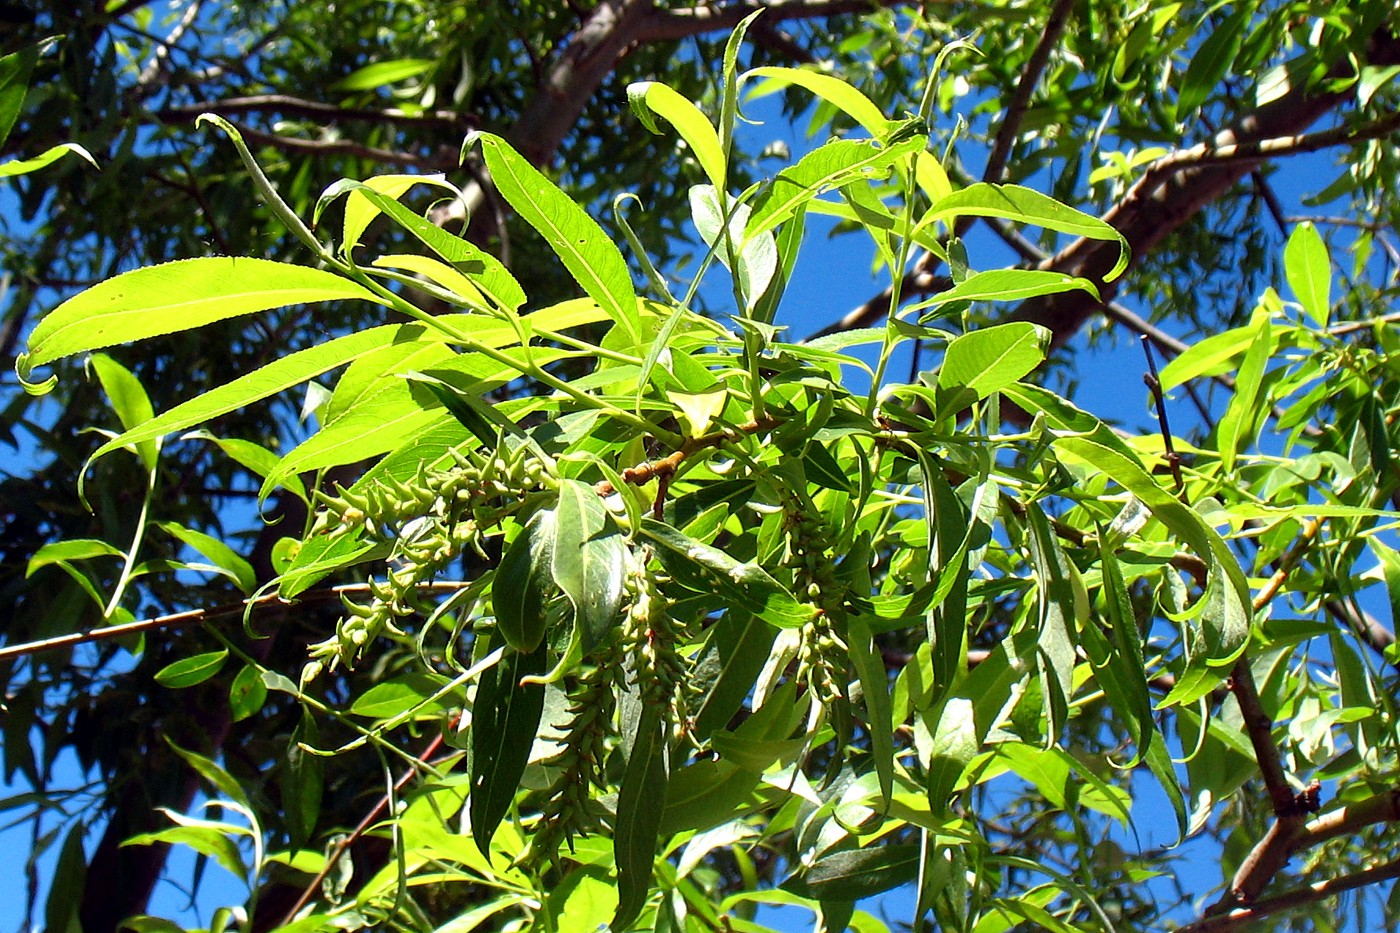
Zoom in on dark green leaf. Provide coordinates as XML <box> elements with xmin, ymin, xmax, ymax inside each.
<box><xmin>553</xmin><ymin>478</ymin><xmax>627</xmax><ymax>650</ymax></box>
<box><xmin>469</xmin><ymin>643</ymin><xmax>547</xmax><ymax>854</ymax></box>
<box><xmin>154</xmin><ymin>650</ymin><xmax>228</xmax><ymax>689</ymax></box>
<box><xmin>782</xmin><ymin>845</ymin><xmax>920</xmax><ymax>901</ymax></box>
<box><xmin>613</xmin><ymin>706</ymin><xmax>669</xmax><ymax>931</ymax></box>
<box><xmin>639</xmin><ymin>517</ymin><xmax>815</xmax><ymax>628</ymax></box>
<box><xmin>494</xmin><ymin>508</ymin><xmax>558</xmax><ymax>652</ymax></box>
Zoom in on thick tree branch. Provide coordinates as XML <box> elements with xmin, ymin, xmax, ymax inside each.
<box><xmin>1180</xmin><ymin>859</ymin><xmax>1400</xmax><ymax>933</ymax></box>
<box><xmin>636</xmin><ymin>0</ymin><xmax>909</xmax><ymax>44</ymax></box>
<box><xmin>1007</xmin><ymin>28</ymin><xmax>1400</xmax><ymax>349</ymax></box>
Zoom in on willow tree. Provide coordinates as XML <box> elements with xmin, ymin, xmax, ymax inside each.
<box><xmin>2</xmin><ymin>2</ymin><xmax>1400</xmax><ymax>932</ymax></box>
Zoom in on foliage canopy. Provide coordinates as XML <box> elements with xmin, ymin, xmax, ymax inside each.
<box><xmin>2</xmin><ymin>3</ymin><xmax>1400</xmax><ymax>933</ymax></box>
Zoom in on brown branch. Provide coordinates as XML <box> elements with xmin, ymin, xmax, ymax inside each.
<box><xmin>209</xmin><ymin>121</ymin><xmax>445</xmax><ymax>168</ymax></box>
<box><xmin>273</xmin><ymin>728</ymin><xmax>455</xmax><ymax>928</ymax></box>
<box><xmin>0</xmin><ymin>581</ymin><xmax>471</xmax><ymax>663</ymax></box>
<box><xmin>1180</xmin><ymin>858</ymin><xmax>1400</xmax><ymax>933</ymax></box>
<box><xmin>983</xmin><ymin>0</ymin><xmax>1074</xmax><ymax>184</ymax></box>
<box><xmin>595</xmin><ymin>415</ymin><xmax>783</xmax><ymax>495</ymax></box>
<box><xmin>1296</xmin><ymin>786</ymin><xmax>1400</xmax><ymax>851</ymax></box>
<box><xmin>157</xmin><ymin>95</ymin><xmax>474</xmax><ymax>130</ymax></box>
<box><xmin>636</xmin><ymin>0</ymin><xmax>910</xmax><ymax>44</ymax></box>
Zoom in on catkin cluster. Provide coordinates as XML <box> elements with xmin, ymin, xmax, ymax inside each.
<box><xmin>783</xmin><ymin>495</ymin><xmax>849</xmax><ymax>707</ymax></box>
<box><xmin>621</xmin><ymin>555</ymin><xmax>695</xmax><ymax>739</ymax></box>
<box><xmin>304</xmin><ymin>445</ymin><xmax>545</xmax><ymax>677</ymax></box>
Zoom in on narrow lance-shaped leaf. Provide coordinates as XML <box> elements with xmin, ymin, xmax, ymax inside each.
<box><xmin>690</xmin><ymin>184</ymin><xmax>777</xmax><ymax>314</ymax></box>
<box><xmin>1284</xmin><ymin>221</ymin><xmax>1331</xmax><ymax>327</ymax></box>
<box><xmin>469</xmin><ymin>643</ymin><xmax>547</xmax><ymax>855</ymax></box>
<box><xmin>553</xmin><ymin>479</ymin><xmax>627</xmax><ymax>651</ymax></box>
<box><xmin>472</xmin><ymin>132</ymin><xmax>641</xmax><ymax>345</ymax></box>
<box><xmin>847</xmin><ymin>617</ymin><xmax>894</xmax><ymax>803</ymax></box>
<box><xmin>746</xmin><ymin>135</ymin><xmax>927</xmax><ymax>241</ymax></box>
<box><xmin>1025</xmin><ymin>503</ymin><xmax>1079</xmax><ymax>745</ymax></box>
<box><xmin>19</xmin><ymin>258</ymin><xmax>384</xmax><ymax>389</ymax></box>
<box><xmin>612</xmin><ymin>705</ymin><xmax>669</xmax><ymax>931</ymax></box>
<box><xmin>919</xmin><ymin>184</ymin><xmax>1130</xmax><ymax>281</ymax></box>
<box><xmin>638</xmin><ymin>517</ymin><xmax>816</xmax><ymax>628</ymax></box>
<box><xmin>628</xmin><ymin>81</ymin><xmax>726</xmax><ymax>192</ymax></box>
<box><xmin>938</xmin><ymin>321</ymin><xmax>1051</xmax><ymax>400</ymax></box>
<box><xmin>87</xmin><ymin>323</ymin><xmax>415</xmax><ymax>467</ymax></box>
<box><xmin>743</xmin><ymin>66</ymin><xmax>891</xmax><ymax>138</ymax></box>
<box><xmin>494</xmin><ymin>507</ymin><xmax>558</xmax><ymax>653</ymax></box>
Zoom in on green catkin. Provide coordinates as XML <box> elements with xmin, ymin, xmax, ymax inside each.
<box><xmin>304</xmin><ymin>443</ymin><xmax>544</xmax><ymax>674</ymax></box>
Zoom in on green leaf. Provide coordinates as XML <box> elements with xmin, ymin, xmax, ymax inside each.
<box><xmin>782</xmin><ymin>845</ymin><xmax>921</xmax><ymax>901</ymax></box>
<box><xmin>1052</xmin><ymin>435</ymin><xmax>1250</xmax><ymax>671</ymax></box>
<box><xmin>349</xmin><ymin>673</ymin><xmax>459</xmax><ymax>719</ymax></box>
<box><xmin>340</xmin><ymin>173</ymin><xmax>453</xmax><ymax>253</ymax></box>
<box><xmin>123</xmin><ymin>823</ymin><xmax>247</xmax><ymax>879</ymax></box>
<box><xmin>613</xmin><ymin>705</ymin><xmax>669</xmax><ymax>931</ymax></box>
<box><xmin>494</xmin><ymin>508</ymin><xmax>557</xmax><ymax>652</ymax></box>
<box><xmin>691</xmin><ymin>611</ymin><xmax>776</xmax><ymax>740</ymax></box>
<box><xmin>0</xmin><ymin>43</ymin><xmax>37</xmax><ymax>150</ymax></box>
<box><xmin>638</xmin><ymin>517</ymin><xmax>816</xmax><ymax>628</ymax></box>
<box><xmin>0</xmin><ymin>142</ymin><xmax>96</xmax><ymax>179</ymax></box>
<box><xmin>921</xmin><ymin>184</ymin><xmax>1130</xmax><ymax>281</ymax></box>
<box><xmin>284</xmin><ymin>713</ymin><xmax>323</xmax><ymax>852</ymax></box>
<box><xmin>473</xmin><ymin>132</ymin><xmax>641</xmax><ymax>345</ymax></box>
<box><xmin>743</xmin><ymin>66</ymin><xmax>891</xmax><ymax>137</ymax></box>
<box><xmin>1089</xmin><ymin>537</ymin><xmax>1153</xmax><ymax>762</ymax></box>
<box><xmin>1025</xmin><ymin>504</ymin><xmax>1079</xmax><ymax>744</ymax></box>
<box><xmin>157</xmin><ymin>521</ymin><xmax>256</xmax><ymax>595</ymax></box>
<box><xmin>89</xmin><ymin>352</ymin><xmax>158</xmax><ymax>470</ymax></box>
<box><xmin>229</xmin><ymin>664</ymin><xmax>268</xmax><ymax>722</ymax></box>
<box><xmin>154</xmin><ymin>650</ymin><xmax>229</xmax><ymax>689</ymax></box>
<box><xmin>746</xmin><ymin>136</ymin><xmax>926</xmax><ymax>241</ymax></box>
<box><xmin>469</xmin><ymin>644</ymin><xmax>546</xmax><ymax>854</ymax></box>
<box><xmin>88</xmin><ymin>323</ymin><xmax>413</xmax><ymax>467</ymax></box>
<box><xmin>689</xmin><ymin>184</ymin><xmax>777</xmax><ymax>313</ymax></box>
<box><xmin>330</xmin><ymin>58</ymin><xmax>433</xmax><ymax>92</ymax></box>
<box><xmin>916</xmin><ymin>270</ymin><xmax>1097</xmax><ymax>321</ymax></box>
<box><xmin>848</xmin><ymin>618</ymin><xmax>894</xmax><ymax>802</ymax></box>
<box><xmin>19</xmin><ymin>258</ymin><xmax>383</xmax><ymax>386</ymax></box>
<box><xmin>166</xmin><ymin>738</ymin><xmax>253</xmax><ymax>812</ymax></box>
<box><xmin>45</xmin><ymin>820</ymin><xmax>88</xmax><ymax>933</ymax></box>
<box><xmin>321</xmin><ymin>178</ymin><xmax>526</xmax><ymax>312</ymax></box>
<box><xmin>1156</xmin><ymin>321</ymin><xmax>1258</xmax><ymax>390</ymax></box>
<box><xmin>1284</xmin><ymin>221</ymin><xmax>1331</xmax><ymax>327</ymax></box>
<box><xmin>1215</xmin><ymin>307</ymin><xmax>1273</xmax><ymax>472</ymax></box>
<box><xmin>628</xmin><ymin>81</ymin><xmax>726</xmax><ymax>191</ymax></box>
<box><xmin>1176</xmin><ymin>4</ymin><xmax>1254</xmax><ymax>118</ymax></box>
<box><xmin>553</xmin><ymin>479</ymin><xmax>627</xmax><ymax>650</ymax></box>
<box><xmin>938</xmin><ymin>321</ymin><xmax>1050</xmax><ymax>400</ymax></box>
<box><xmin>27</xmin><ymin>539</ymin><xmax>124</xmax><ymax>576</ymax></box>
<box><xmin>183</xmin><ymin>432</ymin><xmax>308</xmax><ymax>504</ymax></box>
<box><xmin>924</xmin><ymin>697</ymin><xmax>976</xmax><ymax>815</ymax></box>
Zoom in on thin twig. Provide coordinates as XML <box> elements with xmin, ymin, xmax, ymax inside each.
<box><xmin>0</xmin><ymin>582</ymin><xmax>471</xmax><ymax>662</ymax></box>
<box><xmin>157</xmin><ymin>95</ymin><xmax>474</xmax><ymax>130</ymax></box>
<box><xmin>275</xmin><ymin>727</ymin><xmax>456</xmax><ymax>927</ymax></box>
<box><xmin>1140</xmin><ymin>337</ymin><xmax>1184</xmax><ymax>497</ymax></box>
